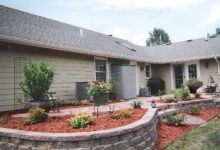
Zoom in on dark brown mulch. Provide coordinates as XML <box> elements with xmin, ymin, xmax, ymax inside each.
<box><xmin>190</xmin><ymin>108</ymin><xmax>220</xmax><ymax>121</ymax></box>
<box><xmin>154</xmin><ymin>122</ymin><xmax>197</xmax><ymax>150</ymax></box>
<box><xmin>154</xmin><ymin>108</ymin><xmax>220</xmax><ymax>150</ymax></box>
<box><xmin>0</xmin><ymin>109</ymin><xmax>147</xmax><ymax>133</ymax></box>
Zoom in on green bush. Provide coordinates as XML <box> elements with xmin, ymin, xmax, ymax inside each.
<box><xmin>175</xmin><ymin>85</ymin><xmax>191</xmax><ymax>101</ymax></box>
<box><xmin>131</xmin><ymin>100</ymin><xmax>142</xmax><ymax>109</ymax></box>
<box><xmin>164</xmin><ymin>95</ymin><xmax>174</xmax><ymax>103</ymax></box>
<box><xmin>87</xmin><ymin>82</ymin><xmax>112</xmax><ymax>96</ymax></box>
<box><xmin>185</xmin><ymin>78</ymin><xmax>203</xmax><ymax>93</ymax></box>
<box><xmin>0</xmin><ymin>115</ymin><xmax>9</xmax><ymax>124</ymax></box>
<box><xmin>166</xmin><ymin>113</ymin><xmax>185</xmax><ymax>126</ymax></box>
<box><xmin>80</xmin><ymin>100</ymin><xmax>90</xmax><ymax>105</ymax></box>
<box><xmin>189</xmin><ymin>106</ymin><xmax>200</xmax><ymax>115</ymax></box>
<box><xmin>26</xmin><ymin>107</ymin><xmax>48</xmax><ymax>125</ymax></box>
<box><xmin>109</xmin><ymin>76</ymin><xmax>118</xmax><ymax>93</ymax></box>
<box><xmin>20</xmin><ymin>62</ymin><xmax>54</xmax><ymax>100</ymax></box>
<box><xmin>112</xmin><ymin>109</ymin><xmax>132</xmax><ymax>119</ymax></box>
<box><xmin>69</xmin><ymin>113</ymin><xmax>93</xmax><ymax>128</ymax></box>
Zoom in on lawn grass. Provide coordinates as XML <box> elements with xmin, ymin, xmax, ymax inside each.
<box><xmin>165</xmin><ymin>115</ymin><xmax>220</xmax><ymax>150</ymax></box>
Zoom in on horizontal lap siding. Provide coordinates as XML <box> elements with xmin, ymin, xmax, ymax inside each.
<box><xmin>200</xmin><ymin>59</ymin><xmax>218</xmax><ymax>88</ymax></box>
<box><xmin>138</xmin><ymin>64</ymin><xmax>147</xmax><ymax>89</ymax></box>
<box><xmin>151</xmin><ymin>64</ymin><xmax>172</xmax><ymax>93</ymax></box>
<box><xmin>0</xmin><ymin>43</ymin><xmax>95</xmax><ymax>111</ymax></box>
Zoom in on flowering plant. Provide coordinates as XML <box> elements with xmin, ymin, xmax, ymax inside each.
<box><xmin>87</xmin><ymin>82</ymin><xmax>112</xmax><ymax>96</ymax></box>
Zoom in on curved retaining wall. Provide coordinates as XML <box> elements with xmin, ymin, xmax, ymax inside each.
<box><xmin>0</xmin><ymin>109</ymin><xmax>158</xmax><ymax>150</ymax></box>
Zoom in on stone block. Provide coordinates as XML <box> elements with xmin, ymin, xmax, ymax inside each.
<box><xmin>6</xmin><ymin>143</ymin><xmax>18</xmax><ymax>150</ymax></box>
<box><xmin>56</xmin><ymin>141</ymin><xmax>78</xmax><ymax>149</ymax></box>
<box><xmin>10</xmin><ymin>137</ymin><xmax>21</xmax><ymax>144</ymax></box>
<box><xmin>92</xmin><ymin>145</ymin><xmax>112</xmax><ymax>150</ymax></box>
<box><xmin>18</xmin><ymin>145</ymin><xmax>31</xmax><ymax>150</ymax></box>
<box><xmin>0</xmin><ymin>142</ymin><xmax>6</xmax><ymax>149</ymax></box>
<box><xmin>136</xmin><ymin>142</ymin><xmax>147</xmax><ymax>150</ymax></box>
<box><xmin>113</xmin><ymin>141</ymin><xmax>129</xmax><ymax>150</ymax></box>
<box><xmin>130</xmin><ymin>136</ymin><xmax>143</xmax><ymax>146</ymax></box>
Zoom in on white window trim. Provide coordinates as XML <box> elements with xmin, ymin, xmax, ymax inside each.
<box><xmin>170</xmin><ymin>60</ymin><xmax>201</xmax><ymax>90</ymax></box>
<box><xmin>184</xmin><ymin>60</ymin><xmax>201</xmax><ymax>80</ymax></box>
<box><xmin>94</xmin><ymin>57</ymin><xmax>109</xmax><ymax>81</ymax></box>
<box><xmin>145</xmin><ymin>64</ymin><xmax>151</xmax><ymax>79</ymax></box>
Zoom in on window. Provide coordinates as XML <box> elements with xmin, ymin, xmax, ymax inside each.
<box><xmin>95</xmin><ymin>60</ymin><xmax>107</xmax><ymax>82</ymax></box>
<box><xmin>145</xmin><ymin>65</ymin><xmax>151</xmax><ymax>78</ymax></box>
<box><xmin>188</xmin><ymin>64</ymin><xmax>197</xmax><ymax>78</ymax></box>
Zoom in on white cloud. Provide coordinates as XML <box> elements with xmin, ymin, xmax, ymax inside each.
<box><xmin>199</xmin><ymin>0</ymin><xmax>220</xmax><ymax>28</ymax></box>
<box><xmin>109</xmin><ymin>26</ymin><xmax>129</xmax><ymax>39</ymax></box>
<box><xmin>97</xmin><ymin>0</ymin><xmax>206</xmax><ymax>10</ymax></box>
<box><xmin>132</xmin><ymin>33</ymin><xmax>147</xmax><ymax>46</ymax></box>
<box><xmin>108</xmin><ymin>26</ymin><xmax>146</xmax><ymax>46</ymax></box>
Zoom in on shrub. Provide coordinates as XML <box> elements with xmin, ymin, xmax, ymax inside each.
<box><xmin>189</xmin><ymin>106</ymin><xmax>200</xmax><ymax>115</ymax></box>
<box><xmin>166</xmin><ymin>113</ymin><xmax>185</xmax><ymax>126</ymax></box>
<box><xmin>51</xmin><ymin>98</ymin><xmax>63</xmax><ymax>108</ymax></box>
<box><xmin>164</xmin><ymin>95</ymin><xmax>174</xmax><ymax>103</ymax></box>
<box><xmin>26</xmin><ymin>107</ymin><xmax>48</xmax><ymax>125</ymax></box>
<box><xmin>175</xmin><ymin>85</ymin><xmax>191</xmax><ymax>101</ymax></box>
<box><xmin>80</xmin><ymin>100</ymin><xmax>90</xmax><ymax>105</ymax></box>
<box><xmin>0</xmin><ymin>115</ymin><xmax>9</xmax><ymax>124</ymax></box>
<box><xmin>20</xmin><ymin>62</ymin><xmax>54</xmax><ymax>101</ymax></box>
<box><xmin>109</xmin><ymin>76</ymin><xmax>118</xmax><ymax>93</ymax></box>
<box><xmin>69</xmin><ymin>113</ymin><xmax>93</xmax><ymax>128</ymax></box>
<box><xmin>131</xmin><ymin>100</ymin><xmax>142</xmax><ymax>109</ymax></box>
<box><xmin>112</xmin><ymin>109</ymin><xmax>132</xmax><ymax>119</ymax></box>
<box><xmin>185</xmin><ymin>78</ymin><xmax>203</xmax><ymax>93</ymax></box>
<box><xmin>87</xmin><ymin>82</ymin><xmax>112</xmax><ymax>96</ymax></box>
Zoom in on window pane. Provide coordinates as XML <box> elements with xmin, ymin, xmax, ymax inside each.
<box><xmin>95</xmin><ymin>60</ymin><xmax>106</xmax><ymax>71</ymax></box>
<box><xmin>96</xmin><ymin>72</ymin><xmax>106</xmax><ymax>82</ymax></box>
<box><xmin>188</xmin><ymin>64</ymin><xmax>197</xmax><ymax>78</ymax></box>
<box><xmin>95</xmin><ymin>60</ymin><xmax>107</xmax><ymax>82</ymax></box>
<box><xmin>145</xmin><ymin>65</ymin><xmax>150</xmax><ymax>78</ymax></box>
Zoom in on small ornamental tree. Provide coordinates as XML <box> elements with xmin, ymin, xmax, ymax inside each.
<box><xmin>20</xmin><ymin>62</ymin><xmax>54</xmax><ymax>101</ymax></box>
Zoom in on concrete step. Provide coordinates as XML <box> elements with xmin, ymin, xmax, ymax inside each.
<box><xmin>158</xmin><ymin>108</ymin><xmax>180</xmax><ymax>120</ymax></box>
<box><xmin>156</xmin><ymin>104</ymin><xmax>171</xmax><ymax>111</ymax></box>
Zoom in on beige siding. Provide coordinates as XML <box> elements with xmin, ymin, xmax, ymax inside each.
<box><xmin>199</xmin><ymin>59</ymin><xmax>219</xmax><ymax>88</ymax></box>
<box><xmin>0</xmin><ymin>42</ymin><xmax>95</xmax><ymax>111</ymax></box>
<box><xmin>138</xmin><ymin>63</ymin><xmax>147</xmax><ymax>89</ymax></box>
<box><xmin>151</xmin><ymin>64</ymin><xmax>172</xmax><ymax>93</ymax></box>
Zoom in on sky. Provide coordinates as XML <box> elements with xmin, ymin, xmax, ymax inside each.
<box><xmin>0</xmin><ymin>0</ymin><xmax>220</xmax><ymax>46</ymax></box>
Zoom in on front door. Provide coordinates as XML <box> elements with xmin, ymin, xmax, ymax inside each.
<box><xmin>174</xmin><ymin>65</ymin><xmax>184</xmax><ymax>88</ymax></box>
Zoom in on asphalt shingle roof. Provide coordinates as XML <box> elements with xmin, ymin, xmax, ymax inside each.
<box><xmin>0</xmin><ymin>5</ymin><xmax>220</xmax><ymax>64</ymax></box>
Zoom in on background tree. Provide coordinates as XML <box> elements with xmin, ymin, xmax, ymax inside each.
<box><xmin>216</xmin><ymin>28</ymin><xmax>220</xmax><ymax>35</ymax></box>
<box><xmin>146</xmin><ymin>28</ymin><xmax>171</xmax><ymax>47</ymax></box>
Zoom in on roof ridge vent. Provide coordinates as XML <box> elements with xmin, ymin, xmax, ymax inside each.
<box><xmin>187</xmin><ymin>39</ymin><xmax>192</xmax><ymax>42</ymax></box>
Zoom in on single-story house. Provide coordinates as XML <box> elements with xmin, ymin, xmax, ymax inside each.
<box><xmin>0</xmin><ymin>5</ymin><xmax>220</xmax><ymax>111</ymax></box>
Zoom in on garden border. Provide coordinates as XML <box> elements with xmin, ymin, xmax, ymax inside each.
<box><xmin>0</xmin><ymin>98</ymin><xmax>219</xmax><ymax>150</ymax></box>
<box><xmin>0</xmin><ymin>109</ymin><xmax>158</xmax><ymax>150</ymax></box>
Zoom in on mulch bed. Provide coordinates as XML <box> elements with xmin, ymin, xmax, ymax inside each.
<box><xmin>58</xmin><ymin>100</ymin><xmax>124</xmax><ymax>110</ymax></box>
<box><xmin>154</xmin><ymin>108</ymin><xmax>220</xmax><ymax>150</ymax></box>
<box><xmin>190</xmin><ymin>108</ymin><xmax>220</xmax><ymax>121</ymax></box>
<box><xmin>154</xmin><ymin>122</ymin><xmax>196</xmax><ymax>150</ymax></box>
<box><xmin>0</xmin><ymin>109</ymin><xmax>147</xmax><ymax>133</ymax></box>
